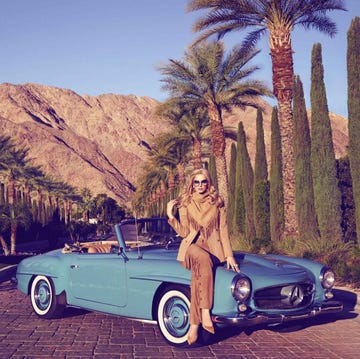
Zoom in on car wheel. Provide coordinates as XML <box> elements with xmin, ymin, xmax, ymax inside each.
<box><xmin>30</xmin><ymin>275</ymin><xmax>64</xmax><ymax>319</ymax></box>
<box><xmin>157</xmin><ymin>285</ymin><xmax>191</xmax><ymax>346</ymax></box>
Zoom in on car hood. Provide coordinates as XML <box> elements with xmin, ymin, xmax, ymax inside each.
<box><xmin>137</xmin><ymin>248</ymin><xmax>309</xmax><ymax>277</ymax></box>
<box><xmin>236</xmin><ymin>253</ymin><xmax>309</xmax><ymax>277</ymax></box>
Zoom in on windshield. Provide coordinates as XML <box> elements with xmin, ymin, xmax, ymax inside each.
<box><xmin>119</xmin><ymin>218</ymin><xmax>179</xmax><ymax>249</ymax></box>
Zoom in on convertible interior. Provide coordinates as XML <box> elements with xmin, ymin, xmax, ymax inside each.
<box><xmin>81</xmin><ymin>241</ymin><xmax>119</xmax><ymax>253</ymax></box>
<box><xmin>61</xmin><ymin>241</ymin><xmax>119</xmax><ymax>254</ymax></box>
<box><xmin>62</xmin><ymin>219</ymin><xmax>178</xmax><ymax>254</ymax></box>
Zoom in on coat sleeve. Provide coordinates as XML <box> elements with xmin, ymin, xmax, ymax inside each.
<box><xmin>168</xmin><ymin>206</ymin><xmax>190</xmax><ymax>238</ymax></box>
<box><xmin>219</xmin><ymin>206</ymin><xmax>234</xmax><ymax>258</ymax></box>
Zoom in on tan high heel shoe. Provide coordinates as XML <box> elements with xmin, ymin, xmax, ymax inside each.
<box><xmin>201</xmin><ymin>309</ymin><xmax>215</xmax><ymax>334</ymax></box>
<box><xmin>202</xmin><ymin>324</ymin><xmax>215</xmax><ymax>334</ymax></box>
<box><xmin>187</xmin><ymin>325</ymin><xmax>198</xmax><ymax>345</ymax></box>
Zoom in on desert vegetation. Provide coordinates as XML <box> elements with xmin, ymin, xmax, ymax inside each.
<box><xmin>133</xmin><ymin>3</ymin><xmax>360</xmax><ymax>286</ymax></box>
<box><xmin>0</xmin><ymin>137</ymin><xmax>129</xmax><ymax>256</ymax></box>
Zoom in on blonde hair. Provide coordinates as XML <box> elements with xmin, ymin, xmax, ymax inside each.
<box><xmin>176</xmin><ymin>168</ymin><xmax>223</xmax><ymax>208</ymax></box>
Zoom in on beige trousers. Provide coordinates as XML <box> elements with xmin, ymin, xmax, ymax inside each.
<box><xmin>185</xmin><ymin>243</ymin><xmax>214</xmax><ymax>325</ymax></box>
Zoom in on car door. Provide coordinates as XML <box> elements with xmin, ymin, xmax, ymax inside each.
<box><xmin>68</xmin><ymin>252</ymin><xmax>127</xmax><ymax>308</ymax></box>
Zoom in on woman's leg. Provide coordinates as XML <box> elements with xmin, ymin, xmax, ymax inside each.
<box><xmin>186</xmin><ymin>244</ymin><xmax>214</xmax><ymax>326</ymax></box>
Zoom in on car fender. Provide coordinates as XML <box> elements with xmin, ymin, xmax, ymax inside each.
<box><xmin>213</xmin><ymin>266</ymin><xmax>245</xmax><ymax>313</ymax></box>
<box><xmin>116</xmin><ymin>259</ymin><xmax>190</xmax><ymax>320</ymax></box>
<box><xmin>16</xmin><ymin>251</ymin><xmax>70</xmax><ymax>296</ymax></box>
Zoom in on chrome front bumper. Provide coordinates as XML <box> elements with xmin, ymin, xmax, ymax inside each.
<box><xmin>212</xmin><ymin>300</ymin><xmax>343</xmax><ymax>327</ymax></box>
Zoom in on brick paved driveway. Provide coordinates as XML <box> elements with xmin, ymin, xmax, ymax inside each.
<box><xmin>0</xmin><ymin>281</ymin><xmax>359</xmax><ymax>359</ymax></box>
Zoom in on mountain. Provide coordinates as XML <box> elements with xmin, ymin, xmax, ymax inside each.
<box><xmin>0</xmin><ymin>83</ymin><xmax>348</xmax><ymax>205</ymax></box>
<box><xmin>224</xmin><ymin>99</ymin><xmax>348</xmax><ymax>167</ymax></box>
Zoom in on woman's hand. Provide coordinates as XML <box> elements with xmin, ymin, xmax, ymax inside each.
<box><xmin>167</xmin><ymin>199</ymin><xmax>177</xmax><ymax>219</ymax></box>
<box><xmin>226</xmin><ymin>256</ymin><xmax>240</xmax><ymax>273</ymax></box>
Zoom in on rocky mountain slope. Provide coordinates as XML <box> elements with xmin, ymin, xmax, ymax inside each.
<box><xmin>0</xmin><ymin>83</ymin><xmax>348</xmax><ymax>205</ymax></box>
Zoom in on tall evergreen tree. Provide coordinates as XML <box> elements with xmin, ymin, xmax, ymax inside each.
<box><xmin>237</xmin><ymin>122</ymin><xmax>255</xmax><ymax>241</ymax></box>
<box><xmin>337</xmin><ymin>156</ymin><xmax>357</xmax><ymax>243</ymax></box>
<box><xmin>310</xmin><ymin>43</ymin><xmax>343</xmax><ymax>242</ymax></box>
<box><xmin>293</xmin><ymin>75</ymin><xmax>319</xmax><ymax>240</ymax></box>
<box><xmin>227</xmin><ymin>143</ymin><xmax>237</xmax><ymax>234</ymax></box>
<box><xmin>270</xmin><ymin>107</ymin><xmax>284</xmax><ymax>241</ymax></box>
<box><xmin>233</xmin><ymin>124</ymin><xmax>245</xmax><ymax>235</ymax></box>
<box><xmin>347</xmin><ymin>17</ymin><xmax>360</xmax><ymax>246</ymax></box>
<box><xmin>253</xmin><ymin>109</ymin><xmax>270</xmax><ymax>243</ymax></box>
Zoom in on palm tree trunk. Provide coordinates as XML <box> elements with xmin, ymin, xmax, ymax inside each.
<box><xmin>25</xmin><ymin>187</ymin><xmax>31</xmax><ymax>207</ymax></box>
<box><xmin>214</xmin><ymin>155</ymin><xmax>228</xmax><ymax>205</ymax></box>
<box><xmin>8</xmin><ymin>174</ymin><xmax>15</xmax><ymax>205</ymax></box>
<box><xmin>192</xmin><ymin>138</ymin><xmax>202</xmax><ymax>169</ymax></box>
<box><xmin>7</xmin><ymin>173</ymin><xmax>17</xmax><ymax>254</ymax></box>
<box><xmin>0</xmin><ymin>235</ymin><xmax>10</xmax><ymax>256</ymax></box>
<box><xmin>208</xmin><ymin>102</ymin><xmax>229</xmax><ymax>206</ymax></box>
<box><xmin>10</xmin><ymin>222</ymin><xmax>16</xmax><ymax>255</ymax></box>
<box><xmin>68</xmin><ymin>201</ymin><xmax>73</xmax><ymax>222</ymax></box>
<box><xmin>176</xmin><ymin>163</ymin><xmax>186</xmax><ymax>190</ymax></box>
<box><xmin>270</xmin><ymin>29</ymin><xmax>298</xmax><ymax>237</ymax></box>
<box><xmin>0</xmin><ymin>182</ymin><xmax>5</xmax><ymax>205</ymax></box>
<box><xmin>65</xmin><ymin>200</ymin><xmax>70</xmax><ymax>225</ymax></box>
<box><xmin>37</xmin><ymin>190</ymin><xmax>45</xmax><ymax>225</ymax></box>
<box><xmin>277</xmin><ymin>100</ymin><xmax>297</xmax><ymax>236</ymax></box>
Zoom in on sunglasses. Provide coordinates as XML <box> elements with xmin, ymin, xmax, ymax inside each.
<box><xmin>193</xmin><ymin>179</ymin><xmax>208</xmax><ymax>186</ymax></box>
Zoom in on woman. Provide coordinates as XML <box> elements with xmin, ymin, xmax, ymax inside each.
<box><xmin>167</xmin><ymin>168</ymin><xmax>239</xmax><ymax>345</ymax></box>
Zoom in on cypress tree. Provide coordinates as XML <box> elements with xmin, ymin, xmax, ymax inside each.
<box><xmin>293</xmin><ymin>75</ymin><xmax>319</xmax><ymax>240</ymax></box>
<box><xmin>337</xmin><ymin>156</ymin><xmax>357</xmax><ymax>243</ymax></box>
<box><xmin>310</xmin><ymin>43</ymin><xmax>343</xmax><ymax>242</ymax></box>
<box><xmin>237</xmin><ymin>122</ymin><xmax>255</xmax><ymax>241</ymax></box>
<box><xmin>269</xmin><ymin>107</ymin><xmax>284</xmax><ymax>241</ymax></box>
<box><xmin>347</xmin><ymin>17</ymin><xmax>360</xmax><ymax>246</ymax></box>
<box><xmin>254</xmin><ymin>109</ymin><xmax>268</xmax><ymax>180</ymax></box>
<box><xmin>233</xmin><ymin>124</ymin><xmax>245</xmax><ymax>235</ymax></box>
<box><xmin>227</xmin><ymin>143</ymin><xmax>237</xmax><ymax>234</ymax></box>
<box><xmin>253</xmin><ymin>109</ymin><xmax>270</xmax><ymax>244</ymax></box>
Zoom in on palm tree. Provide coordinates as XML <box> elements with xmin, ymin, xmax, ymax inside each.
<box><xmin>157</xmin><ymin>100</ymin><xmax>212</xmax><ymax>169</ymax></box>
<box><xmin>0</xmin><ymin>146</ymin><xmax>31</xmax><ymax>253</ymax></box>
<box><xmin>134</xmin><ymin>132</ymin><xmax>191</xmax><ymax>216</ymax></box>
<box><xmin>133</xmin><ymin>164</ymin><xmax>169</xmax><ymax>216</ymax></box>
<box><xmin>159</xmin><ymin>40</ymin><xmax>270</xmax><ymax>205</ymax></box>
<box><xmin>187</xmin><ymin>0</ymin><xmax>346</xmax><ymax>236</ymax></box>
<box><xmin>50</xmin><ymin>178</ymin><xmax>77</xmax><ymax>223</ymax></box>
<box><xmin>149</xmin><ymin>132</ymin><xmax>192</xmax><ymax>177</ymax></box>
<box><xmin>0</xmin><ymin>136</ymin><xmax>15</xmax><ymax>173</ymax></box>
<box><xmin>0</xmin><ymin>136</ymin><xmax>16</xmax><ymax>207</ymax></box>
<box><xmin>0</xmin><ymin>136</ymin><xmax>81</xmax><ymax>253</ymax></box>
<box><xmin>0</xmin><ymin>202</ymin><xmax>32</xmax><ymax>254</ymax></box>
<box><xmin>75</xmin><ymin>187</ymin><xmax>94</xmax><ymax>223</ymax></box>
<box><xmin>20</xmin><ymin>165</ymin><xmax>44</xmax><ymax>208</ymax></box>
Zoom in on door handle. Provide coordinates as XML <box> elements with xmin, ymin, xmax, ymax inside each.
<box><xmin>70</xmin><ymin>264</ymin><xmax>79</xmax><ymax>269</ymax></box>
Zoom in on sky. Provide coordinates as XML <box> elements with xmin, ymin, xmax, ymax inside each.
<box><xmin>0</xmin><ymin>0</ymin><xmax>358</xmax><ymax>118</ymax></box>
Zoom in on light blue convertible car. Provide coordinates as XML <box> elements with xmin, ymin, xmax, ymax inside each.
<box><xmin>16</xmin><ymin>217</ymin><xmax>343</xmax><ymax>346</ymax></box>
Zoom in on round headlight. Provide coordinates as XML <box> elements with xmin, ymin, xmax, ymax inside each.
<box><xmin>231</xmin><ymin>276</ymin><xmax>251</xmax><ymax>302</ymax></box>
<box><xmin>320</xmin><ymin>267</ymin><xmax>335</xmax><ymax>289</ymax></box>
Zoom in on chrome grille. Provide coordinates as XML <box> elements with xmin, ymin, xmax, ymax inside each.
<box><xmin>254</xmin><ymin>282</ymin><xmax>314</xmax><ymax>309</ymax></box>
